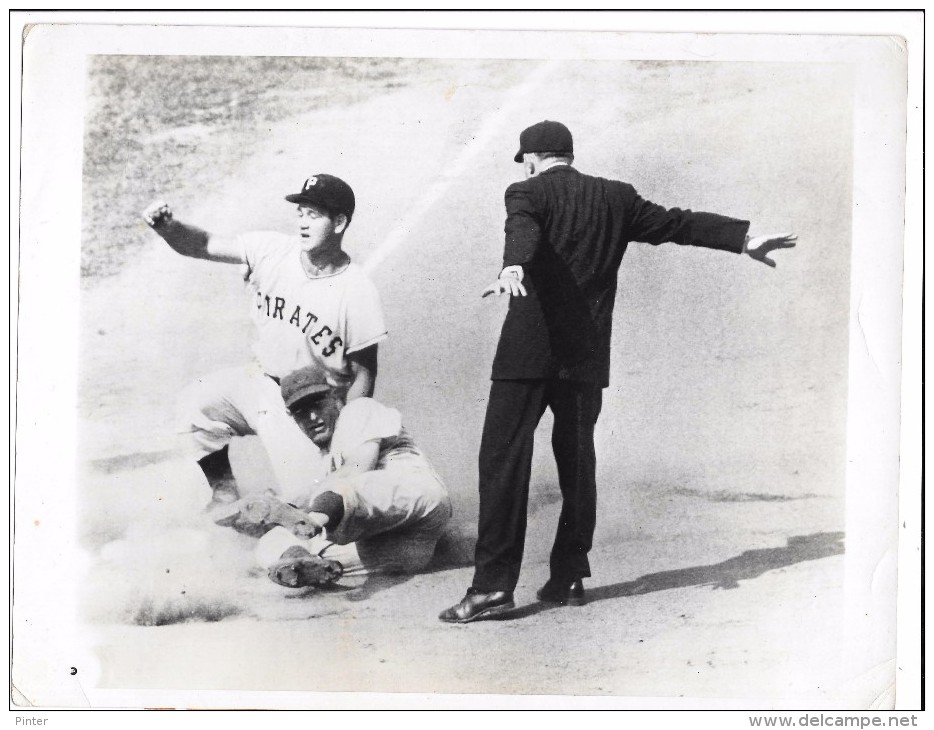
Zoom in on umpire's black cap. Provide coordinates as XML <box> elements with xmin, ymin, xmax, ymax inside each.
<box><xmin>514</xmin><ymin>120</ymin><xmax>573</xmax><ymax>162</ymax></box>
<box><xmin>285</xmin><ymin>174</ymin><xmax>356</xmax><ymax>221</ymax></box>
<box><xmin>280</xmin><ymin>367</ymin><xmax>333</xmax><ymax>410</ymax></box>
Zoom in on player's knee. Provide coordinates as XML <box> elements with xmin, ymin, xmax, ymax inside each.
<box><xmin>421</xmin><ymin>491</ymin><xmax>454</xmax><ymax>529</ymax></box>
<box><xmin>399</xmin><ymin>538</ymin><xmax>442</xmax><ymax>573</ymax></box>
<box><xmin>175</xmin><ymin>384</ymin><xmax>243</xmax><ymax>454</ymax></box>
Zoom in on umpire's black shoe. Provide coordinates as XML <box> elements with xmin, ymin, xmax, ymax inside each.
<box><xmin>439</xmin><ymin>588</ymin><xmax>515</xmax><ymax>623</ymax></box>
<box><xmin>536</xmin><ymin>578</ymin><xmax>586</xmax><ymax>606</ymax></box>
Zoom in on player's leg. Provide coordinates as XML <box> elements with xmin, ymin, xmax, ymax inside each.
<box><xmin>472</xmin><ymin>379</ymin><xmax>548</xmax><ymax>592</ymax></box>
<box><xmin>178</xmin><ymin>365</ymin><xmax>325</xmax><ymax>507</ymax></box>
<box><xmin>255</xmin><ymin>527</ymin><xmax>344</xmax><ymax>588</ymax></box>
<box><xmin>350</xmin><ymin>490</ymin><xmax>452</xmax><ymax>575</ymax></box>
<box><xmin>177</xmin><ymin>366</ymin><xmax>260</xmax><ymax>505</ymax></box>
<box><xmin>256</xmin><ymin>531</ymin><xmax>405</xmax><ymax>581</ymax></box>
<box><xmin>547</xmin><ymin>380</ymin><xmax>603</xmax><ymax>584</ymax></box>
<box><xmin>253</xmin><ymin>480</ymin><xmax>451</xmax><ymax>580</ymax></box>
<box><xmin>304</xmin><ymin>526</ymin><xmax>444</xmax><ymax>577</ymax></box>
<box><xmin>324</xmin><ymin>466</ymin><xmax>451</xmax><ymax>546</ymax></box>
<box><xmin>253</xmin><ymin>528</ymin><xmax>395</xmax><ymax>584</ymax></box>
<box><xmin>246</xmin><ymin>377</ymin><xmax>327</xmax><ymax>505</ymax></box>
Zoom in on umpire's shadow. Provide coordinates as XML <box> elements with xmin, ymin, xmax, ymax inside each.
<box><xmin>508</xmin><ymin>531</ymin><xmax>845</xmax><ymax>620</ymax></box>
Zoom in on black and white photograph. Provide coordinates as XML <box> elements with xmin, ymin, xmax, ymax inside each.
<box><xmin>11</xmin><ymin>11</ymin><xmax>920</xmax><ymax>716</ymax></box>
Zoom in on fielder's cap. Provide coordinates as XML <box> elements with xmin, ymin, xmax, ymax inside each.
<box><xmin>280</xmin><ymin>367</ymin><xmax>333</xmax><ymax>410</ymax></box>
<box><xmin>514</xmin><ymin>120</ymin><xmax>574</xmax><ymax>163</ymax></box>
<box><xmin>285</xmin><ymin>174</ymin><xmax>356</xmax><ymax>221</ymax></box>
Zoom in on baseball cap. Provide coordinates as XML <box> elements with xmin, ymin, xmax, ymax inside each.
<box><xmin>280</xmin><ymin>367</ymin><xmax>333</xmax><ymax>410</ymax></box>
<box><xmin>285</xmin><ymin>174</ymin><xmax>356</xmax><ymax>221</ymax></box>
<box><xmin>513</xmin><ymin>120</ymin><xmax>574</xmax><ymax>163</ymax></box>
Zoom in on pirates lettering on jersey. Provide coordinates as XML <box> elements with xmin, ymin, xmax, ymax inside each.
<box><xmin>239</xmin><ymin>233</ymin><xmax>387</xmax><ymax>381</ymax></box>
<box><xmin>255</xmin><ymin>288</ymin><xmax>343</xmax><ymax>359</ymax></box>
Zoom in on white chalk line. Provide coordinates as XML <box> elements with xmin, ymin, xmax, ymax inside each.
<box><xmin>363</xmin><ymin>59</ymin><xmax>562</xmax><ymax>274</ymax></box>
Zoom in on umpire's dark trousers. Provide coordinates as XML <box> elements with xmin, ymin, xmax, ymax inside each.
<box><xmin>472</xmin><ymin>378</ymin><xmax>603</xmax><ymax>592</ymax></box>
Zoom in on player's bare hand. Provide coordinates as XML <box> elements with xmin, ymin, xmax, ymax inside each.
<box><xmin>745</xmin><ymin>233</ymin><xmax>797</xmax><ymax>268</ymax></box>
<box><xmin>142</xmin><ymin>200</ymin><xmax>173</xmax><ymax>228</ymax></box>
<box><xmin>481</xmin><ymin>277</ymin><xmax>527</xmax><ymax>298</ymax></box>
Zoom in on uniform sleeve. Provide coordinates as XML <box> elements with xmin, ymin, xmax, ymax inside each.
<box><xmin>624</xmin><ymin>185</ymin><xmax>749</xmax><ymax>254</ymax></box>
<box><xmin>329</xmin><ymin>398</ymin><xmax>402</xmax><ymax>465</ymax></box>
<box><xmin>239</xmin><ymin>231</ymin><xmax>276</xmax><ymax>277</ymax></box>
<box><xmin>503</xmin><ymin>181</ymin><xmax>542</xmax><ymax>267</ymax></box>
<box><xmin>343</xmin><ymin>273</ymin><xmax>388</xmax><ymax>354</ymax></box>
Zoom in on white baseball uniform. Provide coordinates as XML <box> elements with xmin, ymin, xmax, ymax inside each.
<box><xmin>255</xmin><ymin>397</ymin><xmax>452</xmax><ymax>577</ymax></box>
<box><xmin>177</xmin><ymin>232</ymin><xmax>387</xmax><ymax>499</ymax></box>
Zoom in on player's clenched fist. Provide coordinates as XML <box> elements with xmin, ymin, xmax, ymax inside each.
<box><xmin>142</xmin><ymin>200</ymin><xmax>173</xmax><ymax>227</ymax></box>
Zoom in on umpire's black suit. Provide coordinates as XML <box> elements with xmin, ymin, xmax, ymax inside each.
<box><xmin>473</xmin><ymin>164</ymin><xmax>750</xmax><ymax>592</ymax></box>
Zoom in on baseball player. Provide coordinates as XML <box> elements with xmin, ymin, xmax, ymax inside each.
<box><xmin>142</xmin><ymin>174</ymin><xmax>387</xmax><ymax>512</ymax></box>
<box><xmin>217</xmin><ymin>366</ymin><xmax>452</xmax><ymax>587</ymax></box>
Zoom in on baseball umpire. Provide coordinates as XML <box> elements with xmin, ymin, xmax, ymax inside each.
<box><xmin>142</xmin><ymin>174</ymin><xmax>387</xmax><ymax>513</ymax></box>
<box><xmin>215</xmin><ymin>366</ymin><xmax>452</xmax><ymax>588</ymax></box>
<box><xmin>439</xmin><ymin>120</ymin><xmax>797</xmax><ymax>623</ymax></box>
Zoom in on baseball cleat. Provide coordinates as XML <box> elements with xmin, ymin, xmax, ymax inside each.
<box><xmin>268</xmin><ymin>547</ymin><xmax>344</xmax><ymax>588</ymax></box>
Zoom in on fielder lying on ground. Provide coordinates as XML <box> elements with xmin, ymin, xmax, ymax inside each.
<box><xmin>215</xmin><ymin>366</ymin><xmax>452</xmax><ymax>588</ymax></box>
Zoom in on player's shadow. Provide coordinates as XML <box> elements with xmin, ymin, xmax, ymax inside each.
<box><xmin>508</xmin><ymin>531</ymin><xmax>845</xmax><ymax>620</ymax></box>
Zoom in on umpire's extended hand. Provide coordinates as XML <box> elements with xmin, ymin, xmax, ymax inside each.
<box><xmin>482</xmin><ymin>277</ymin><xmax>527</xmax><ymax>298</ymax></box>
<box><xmin>481</xmin><ymin>265</ymin><xmax>527</xmax><ymax>298</ymax></box>
<box><xmin>745</xmin><ymin>233</ymin><xmax>798</xmax><ymax>268</ymax></box>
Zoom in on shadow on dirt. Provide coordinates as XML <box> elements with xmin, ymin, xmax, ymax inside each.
<box><xmin>509</xmin><ymin>531</ymin><xmax>845</xmax><ymax>620</ymax></box>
